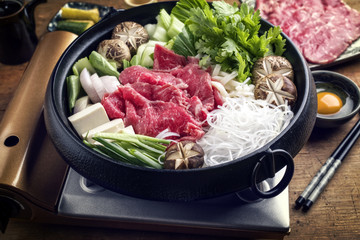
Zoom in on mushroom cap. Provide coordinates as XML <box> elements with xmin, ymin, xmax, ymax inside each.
<box><xmin>252</xmin><ymin>55</ymin><xmax>294</xmax><ymax>85</ymax></box>
<box><xmin>111</xmin><ymin>21</ymin><xmax>149</xmax><ymax>54</ymax></box>
<box><xmin>254</xmin><ymin>73</ymin><xmax>297</xmax><ymax>106</ymax></box>
<box><xmin>164</xmin><ymin>141</ymin><xmax>204</xmax><ymax>170</ymax></box>
<box><xmin>97</xmin><ymin>39</ymin><xmax>131</xmax><ymax>68</ymax></box>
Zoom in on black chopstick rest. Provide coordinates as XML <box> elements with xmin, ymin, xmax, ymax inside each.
<box><xmin>295</xmin><ymin>118</ymin><xmax>360</xmax><ymax>211</ymax></box>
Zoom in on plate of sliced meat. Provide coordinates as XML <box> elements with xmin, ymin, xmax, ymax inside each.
<box><xmin>245</xmin><ymin>0</ymin><xmax>360</xmax><ymax>69</ymax></box>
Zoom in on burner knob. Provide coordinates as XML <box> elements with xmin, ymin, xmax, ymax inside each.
<box><xmin>0</xmin><ymin>197</ymin><xmax>20</xmax><ymax>233</ymax></box>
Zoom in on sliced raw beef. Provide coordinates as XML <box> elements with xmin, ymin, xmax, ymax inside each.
<box><xmin>123</xmin><ymin>88</ymin><xmax>204</xmax><ymax>139</ymax></box>
<box><xmin>103</xmin><ymin>85</ymin><xmax>205</xmax><ymax>139</ymax></box>
<box><xmin>187</xmin><ymin>96</ymin><xmax>209</xmax><ymax>123</ymax></box>
<box><xmin>171</xmin><ymin>63</ymin><xmax>216</xmax><ymax>111</ymax></box>
<box><xmin>153</xmin><ymin>44</ymin><xmax>187</xmax><ymax>71</ymax></box>
<box><xmin>212</xmin><ymin>87</ymin><xmax>225</xmax><ymax>107</ymax></box>
<box><xmin>101</xmin><ymin>91</ymin><xmax>125</xmax><ymax>119</ymax></box>
<box><xmin>102</xmin><ymin>45</ymin><xmax>224</xmax><ymax>140</ymax></box>
<box><xmin>256</xmin><ymin>0</ymin><xmax>360</xmax><ymax>64</ymax></box>
<box><xmin>119</xmin><ymin>65</ymin><xmax>187</xmax><ymax>89</ymax></box>
<box><xmin>129</xmin><ymin>82</ymin><xmax>189</xmax><ymax>108</ymax></box>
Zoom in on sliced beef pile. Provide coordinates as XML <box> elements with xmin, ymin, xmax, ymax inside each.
<box><xmin>102</xmin><ymin>45</ymin><xmax>224</xmax><ymax>140</ymax></box>
<box><xmin>256</xmin><ymin>0</ymin><xmax>360</xmax><ymax>64</ymax></box>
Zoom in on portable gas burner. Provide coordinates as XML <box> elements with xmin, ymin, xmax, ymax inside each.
<box><xmin>0</xmin><ymin>32</ymin><xmax>290</xmax><ymax>239</ymax></box>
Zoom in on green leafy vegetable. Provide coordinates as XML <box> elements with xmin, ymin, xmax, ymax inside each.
<box><xmin>149</xmin><ymin>9</ymin><xmax>185</xmax><ymax>43</ymax></box>
<box><xmin>158</xmin><ymin>9</ymin><xmax>172</xmax><ymax>29</ymax></box>
<box><xmin>171</xmin><ymin>0</ymin><xmax>208</xmax><ymax>23</ymax></box>
<box><xmin>170</xmin><ymin>25</ymin><xmax>197</xmax><ymax>57</ymax></box>
<box><xmin>167</xmin><ymin>15</ymin><xmax>185</xmax><ymax>38</ymax></box>
<box><xmin>152</xmin><ymin>25</ymin><xmax>170</xmax><ymax>42</ymax></box>
<box><xmin>169</xmin><ymin>0</ymin><xmax>286</xmax><ymax>82</ymax></box>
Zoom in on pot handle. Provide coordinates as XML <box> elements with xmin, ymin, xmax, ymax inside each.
<box><xmin>250</xmin><ymin>149</ymin><xmax>294</xmax><ymax>199</ymax></box>
<box><xmin>24</xmin><ymin>0</ymin><xmax>46</xmax><ymax>29</ymax></box>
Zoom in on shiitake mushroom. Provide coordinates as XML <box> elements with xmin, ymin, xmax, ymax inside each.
<box><xmin>97</xmin><ymin>39</ymin><xmax>131</xmax><ymax>68</ymax></box>
<box><xmin>111</xmin><ymin>21</ymin><xmax>149</xmax><ymax>54</ymax></box>
<box><xmin>164</xmin><ymin>141</ymin><xmax>204</xmax><ymax>170</ymax></box>
<box><xmin>252</xmin><ymin>56</ymin><xmax>294</xmax><ymax>85</ymax></box>
<box><xmin>254</xmin><ymin>73</ymin><xmax>297</xmax><ymax>107</ymax></box>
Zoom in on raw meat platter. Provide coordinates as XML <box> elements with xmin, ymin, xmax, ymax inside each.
<box><xmin>243</xmin><ymin>0</ymin><xmax>360</xmax><ymax>70</ymax></box>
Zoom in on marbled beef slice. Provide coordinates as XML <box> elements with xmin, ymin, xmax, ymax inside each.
<box><xmin>256</xmin><ymin>0</ymin><xmax>360</xmax><ymax>64</ymax></box>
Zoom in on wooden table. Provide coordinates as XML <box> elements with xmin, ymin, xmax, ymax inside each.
<box><xmin>1</xmin><ymin>0</ymin><xmax>360</xmax><ymax>239</ymax></box>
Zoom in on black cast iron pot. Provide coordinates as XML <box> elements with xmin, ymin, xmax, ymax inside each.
<box><xmin>44</xmin><ymin>2</ymin><xmax>317</xmax><ymax>202</ymax></box>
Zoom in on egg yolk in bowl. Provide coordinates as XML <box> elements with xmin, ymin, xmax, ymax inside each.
<box><xmin>317</xmin><ymin>92</ymin><xmax>343</xmax><ymax>114</ymax></box>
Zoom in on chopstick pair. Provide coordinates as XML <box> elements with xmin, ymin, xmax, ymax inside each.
<box><xmin>295</xmin><ymin>118</ymin><xmax>360</xmax><ymax>212</ymax></box>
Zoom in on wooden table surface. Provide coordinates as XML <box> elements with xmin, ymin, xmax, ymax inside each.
<box><xmin>1</xmin><ymin>0</ymin><xmax>360</xmax><ymax>239</ymax></box>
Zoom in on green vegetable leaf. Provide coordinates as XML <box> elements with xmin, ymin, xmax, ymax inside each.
<box><xmin>238</xmin><ymin>3</ymin><xmax>261</xmax><ymax>37</ymax></box>
<box><xmin>171</xmin><ymin>0</ymin><xmax>208</xmax><ymax>23</ymax></box>
<box><xmin>180</xmin><ymin>0</ymin><xmax>286</xmax><ymax>81</ymax></box>
<box><xmin>155</xmin><ymin>0</ymin><xmax>286</xmax><ymax>82</ymax></box>
<box><xmin>171</xmin><ymin>25</ymin><xmax>197</xmax><ymax>57</ymax></box>
<box><xmin>265</xmin><ymin>26</ymin><xmax>286</xmax><ymax>56</ymax></box>
<box><xmin>187</xmin><ymin>7</ymin><xmax>222</xmax><ymax>41</ymax></box>
<box><xmin>212</xmin><ymin>1</ymin><xmax>238</xmax><ymax>18</ymax></box>
<box><xmin>167</xmin><ymin>15</ymin><xmax>185</xmax><ymax>38</ymax></box>
<box><xmin>158</xmin><ymin>9</ymin><xmax>171</xmax><ymax>29</ymax></box>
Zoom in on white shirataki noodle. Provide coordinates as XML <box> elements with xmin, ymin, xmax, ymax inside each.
<box><xmin>155</xmin><ymin>128</ymin><xmax>180</xmax><ymax>139</ymax></box>
<box><xmin>199</xmin><ymin>63</ymin><xmax>294</xmax><ymax>166</ymax></box>
<box><xmin>197</xmin><ymin>96</ymin><xmax>294</xmax><ymax>167</ymax></box>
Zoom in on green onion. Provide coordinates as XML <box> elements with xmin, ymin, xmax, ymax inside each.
<box><xmin>139</xmin><ymin>139</ymin><xmax>168</xmax><ymax>152</ymax></box>
<box><xmin>94</xmin><ymin>132</ymin><xmax>171</xmax><ymax>144</ymax></box>
<box><xmin>89</xmin><ymin>133</ymin><xmax>170</xmax><ymax>169</ymax></box>
<box><xmin>128</xmin><ymin>149</ymin><xmax>163</xmax><ymax>169</ymax></box>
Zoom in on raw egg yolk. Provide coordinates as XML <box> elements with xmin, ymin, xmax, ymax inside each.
<box><xmin>317</xmin><ymin>92</ymin><xmax>343</xmax><ymax>114</ymax></box>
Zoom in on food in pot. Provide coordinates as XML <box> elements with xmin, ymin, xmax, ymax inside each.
<box><xmin>197</xmin><ymin>96</ymin><xmax>293</xmax><ymax>166</ymax></box>
<box><xmin>101</xmin><ymin>45</ymin><xmax>220</xmax><ymax>140</ymax></box>
<box><xmin>164</xmin><ymin>141</ymin><xmax>204</xmax><ymax>169</ymax></box>
<box><xmin>65</xmin><ymin>0</ymin><xmax>297</xmax><ymax>169</ymax></box>
<box><xmin>251</xmin><ymin>55</ymin><xmax>294</xmax><ymax>85</ymax></box>
<box><xmin>111</xmin><ymin>21</ymin><xmax>150</xmax><ymax>54</ymax></box>
<box><xmin>97</xmin><ymin>39</ymin><xmax>131</xmax><ymax>69</ymax></box>
<box><xmin>68</xmin><ymin>103</ymin><xmax>110</xmax><ymax>136</ymax></box>
<box><xmin>254</xmin><ymin>74</ymin><xmax>297</xmax><ymax>107</ymax></box>
<box><xmin>73</xmin><ymin>96</ymin><xmax>91</xmax><ymax>114</ymax></box>
<box><xmin>86</xmin><ymin>132</ymin><xmax>171</xmax><ymax>169</ymax></box>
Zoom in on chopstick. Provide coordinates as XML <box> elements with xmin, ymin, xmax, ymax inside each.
<box><xmin>295</xmin><ymin>117</ymin><xmax>360</xmax><ymax>212</ymax></box>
